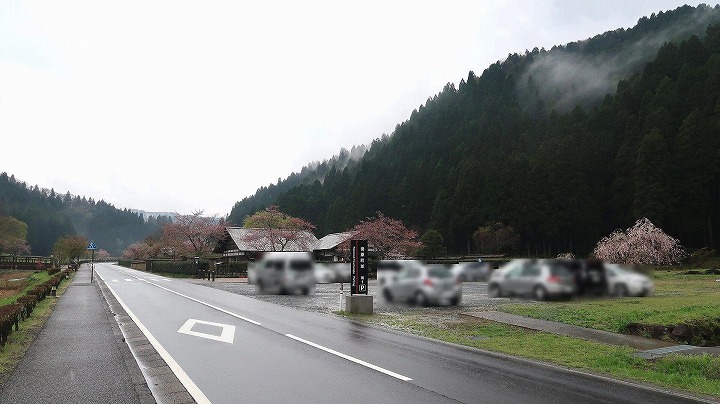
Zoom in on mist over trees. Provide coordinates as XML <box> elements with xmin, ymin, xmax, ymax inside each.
<box><xmin>228</xmin><ymin>5</ymin><xmax>720</xmax><ymax>258</ymax></box>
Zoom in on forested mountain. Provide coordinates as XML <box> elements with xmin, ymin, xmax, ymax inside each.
<box><xmin>228</xmin><ymin>145</ymin><xmax>368</xmax><ymax>224</ymax></box>
<box><xmin>0</xmin><ymin>173</ymin><xmax>169</xmax><ymax>256</ymax></box>
<box><xmin>229</xmin><ymin>4</ymin><xmax>720</xmax><ymax>257</ymax></box>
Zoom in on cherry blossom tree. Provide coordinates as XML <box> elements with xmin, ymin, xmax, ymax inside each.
<box><xmin>242</xmin><ymin>206</ymin><xmax>316</xmax><ymax>251</ymax></box>
<box><xmin>161</xmin><ymin>211</ymin><xmax>227</xmax><ymax>256</ymax></box>
<box><xmin>593</xmin><ymin>218</ymin><xmax>687</xmax><ymax>265</ymax></box>
<box><xmin>96</xmin><ymin>249</ymin><xmax>111</xmax><ymax>260</ymax></box>
<box><xmin>0</xmin><ymin>238</ymin><xmax>31</xmax><ymax>255</ymax></box>
<box><xmin>346</xmin><ymin>212</ymin><xmax>420</xmax><ymax>259</ymax></box>
<box><xmin>122</xmin><ymin>243</ymin><xmax>148</xmax><ymax>260</ymax></box>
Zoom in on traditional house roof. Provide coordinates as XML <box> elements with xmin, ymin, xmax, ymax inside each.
<box><xmin>222</xmin><ymin>227</ymin><xmax>319</xmax><ymax>253</ymax></box>
<box><xmin>314</xmin><ymin>232</ymin><xmax>353</xmax><ymax>251</ymax></box>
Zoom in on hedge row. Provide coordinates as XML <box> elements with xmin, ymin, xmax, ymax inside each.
<box><xmin>0</xmin><ymin>269</ymin><xmax>73</xmax><ymax>347</ymax></box>
<box><xmin>150</xmin><ymin>260</ymin><xmax>249</xmax><ymax>277</ymax></box>
<box><xmin>117</xmin><ymin>259</ymin><xmax>132</xmax><ymax>268</ymax></box>
<box><xmin>149</xmin><ymin>260</ymin><xmax>209</xmax><ymax>275</ymax></box>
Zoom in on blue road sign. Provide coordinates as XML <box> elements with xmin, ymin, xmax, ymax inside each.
<box><xmin>87</xmin><ymin>242</ymin><xmax>97</xmax><ymax>250</ymax></box>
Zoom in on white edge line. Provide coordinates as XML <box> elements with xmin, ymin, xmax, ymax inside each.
<box><xmin>285</xmin><ymin>334</ymin><xmax>412</xmax><ymax>382</ymax></box>
<box><xmin>139</xmin><ymin>279</ymin><xmax>262</xmax><ymax>326</ymax></box>
<box><xmin>104</xmin><ymin>282</ymin><xmax>212</xmax><ymax>404</ymax></box>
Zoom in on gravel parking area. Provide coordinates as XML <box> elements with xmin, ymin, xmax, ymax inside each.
<box><xmin>194</xmin><ymin>279</ymin><xmax>515</xmax><ymax>315</ymax></box>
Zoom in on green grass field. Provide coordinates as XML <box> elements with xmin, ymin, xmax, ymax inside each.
<box><xmin>500</xmin><ymin>270</ymin><xmax>720</xmax><ymax>332</ymax></box>
<box><xmin>0</xmin><ymin>271</ymin><xmax>51</xmax><ymax>306</ymax></box>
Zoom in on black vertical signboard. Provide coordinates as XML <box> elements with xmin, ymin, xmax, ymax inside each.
<box><xmin>350</xmin><ymin>239</ymin><xmax>368</xmax><ymax>295</ymax></box>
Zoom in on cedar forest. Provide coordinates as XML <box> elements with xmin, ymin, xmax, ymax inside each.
<box><xmin>229</xmin><ymin>5</ymin><xmax>720</xmax><ymax>257</ymax></box>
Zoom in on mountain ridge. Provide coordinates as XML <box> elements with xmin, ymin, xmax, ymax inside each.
<box><xmin>228</xmin><ymin>4</ymin><xmax>720</xmax><ymax>256</ymax></box>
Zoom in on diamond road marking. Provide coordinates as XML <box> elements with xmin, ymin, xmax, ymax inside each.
<box><xmin>177</xmin><ymin>319</ymin><xmax>235</xmax><ymax>344</ymax></box>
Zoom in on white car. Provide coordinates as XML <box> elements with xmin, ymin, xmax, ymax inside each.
<box><xmin>376</xmin><ymin>260</ymin><xmax>425</xmax><ymax>287</ymax></box>
<box><xmin>604</xmin><ymin>264</ymin><xmax>654</xmax><ymax>297</ymax></box>
<box><xmin>255</xmin><ymin>252</ymin><xmax>316</xmax><ymax>295</ymax></box>
<box><xmin>382</xmin><ymin>265</ymin><xmax>462</xmax><ymax>306</ymax></box>
<box><xmin>451</xmin><ymin>261</ymin><xmax>491</xmax><ymax>282</ymax></box>
<box><xmin>314</xmin><ymin>263</ymin><xmax>337</xmax><ymax>283</ymax></box>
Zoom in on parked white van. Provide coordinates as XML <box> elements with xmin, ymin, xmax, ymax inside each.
<box><xmin>255</xmin><ymin>252</ymin><xmax>315</xmax><ymax>295</ymax></box>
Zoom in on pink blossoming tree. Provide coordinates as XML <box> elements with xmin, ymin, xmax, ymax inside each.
<box><xmin>592</xmin><ymin>218</ymin><xmax>686</xmax><ymax>265</ymax></box>
<box><xmin>242</xmin><ymin>206</ymin><xmax>316</xmax><ymax>251</ymax></box>
<box><xmin>346</xmin><ymin>212</ymin><xmax>421</xmax><ymax>259</ymax></box>
<box><xmin>162</xmin><ymin>211</ymin><xmax>227</xmax><ymax>256</ymax></box>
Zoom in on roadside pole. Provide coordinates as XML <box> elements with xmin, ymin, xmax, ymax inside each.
<box><xmin>87</xmin><ymin>241</ymin><xmax>97</xmax><ymax>283</ymax></box>
<box><xmin>339</xmin><ymin>283</ymin><xmax>344</xmax><ymax>312</ymax></box>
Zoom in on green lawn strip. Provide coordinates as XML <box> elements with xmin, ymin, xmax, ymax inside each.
<box><xmin>500</xmin><ymin>271</ymin><xmax>720</xmax><ymax>332</ymax></box>
<box><xmin>336</xmin><ymin>312</ymin><xmax>720</xmax><ymax>397</ymax></box>
<box><xmin>0</xmin><ymin>272</ymin><xmax>75</xmax><ymax>382</ymax></box>
<box><xmin>0</xmin><ymin>271</ymin><xmax>52</xmax><ymax>306</ymax></box>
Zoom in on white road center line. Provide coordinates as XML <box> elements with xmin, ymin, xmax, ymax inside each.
<box><xmin>285</xmin><ymin>334</ymin><xmax>412</xmax><ymax>382</ymax></box>
<box><xmin>103</xmin><ymin>280</ymin><xmax>211</xmax><ymax>404</ymax></box>
<box><xmin>133</xmin><ymin>276</ymin><xmax>261</xmax><ymax>326</ymax></box>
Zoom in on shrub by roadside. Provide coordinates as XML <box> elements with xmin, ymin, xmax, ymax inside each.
<box><xmin>0</xmin><ymin>269</ymin><xmax>73</xmax><ymax>349</ymax></box>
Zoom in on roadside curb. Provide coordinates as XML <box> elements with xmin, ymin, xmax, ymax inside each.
<box><xmin>97</xmin><ymin>275</ymin><xmax>195</xmax><ymax>404</ymax></box>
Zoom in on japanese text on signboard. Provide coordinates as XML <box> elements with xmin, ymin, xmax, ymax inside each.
<box><xmin>350</xmin><ymin>239</ymin><xmax>368</xmax><ymax>295</ymax></box>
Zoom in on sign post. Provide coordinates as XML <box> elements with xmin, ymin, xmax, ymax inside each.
<box><xmin>87</xmin><ymin>241</ymin><xmax>97</xmax><ymax>282</ymax></box>
<box><xmin>350</xmin><ymin>240</ymin><xmax>368</xmax><ymax>295</ymax></box>
<box><xmin>346</xmin><ymin>239</ymin><xmax>372</xmax><ymax>314</ymax></box>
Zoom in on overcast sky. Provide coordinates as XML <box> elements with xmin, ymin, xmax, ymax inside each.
<box><xmin>0</xmin><ymin>0</ymin><xmax>710</xmax><ymax>217</ymax></box>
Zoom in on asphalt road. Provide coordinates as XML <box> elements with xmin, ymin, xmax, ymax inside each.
<box><xmin>94</xmin><ymin>263</ymin><xmax>704</xmax><ymax>404</ymax></box>
<box><xmin>196</xmin><ymin>278</ymin><xmax>508</xmax><ymax>315</ymax></box>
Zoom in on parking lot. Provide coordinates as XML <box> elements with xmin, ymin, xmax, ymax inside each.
<box><xmin>195</xmin><ymin>279</ymin><xmax>515</xmax><ymax>315</ymax></box>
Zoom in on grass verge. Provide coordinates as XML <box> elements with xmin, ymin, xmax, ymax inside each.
<box><xmin>337</xmin><ymin>311</ymin><xmax>720</xmax><ymax>398</ymax></box>
<box><xmin>0</xmin><ymin>271</ymin><xmax>52</xmax><ymax>306</ymax></box>
<box><xmin>498</xmin><ymin>270</ymin><xmax>720</xmax><ymax>344</ymax></box>
<box><xmin>0</xmin><ymin>272</ymin><xmax>74</xmax><ymax>384</ymax></box>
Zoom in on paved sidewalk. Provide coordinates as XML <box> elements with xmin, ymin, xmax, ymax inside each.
<box><xmin>0</xmin><ymin>265</ymin><xmax>153</xmax><ymax>404</ymax></box>
<box><xmin>463</xmin><ymin>311</ymin><xmax>720</xmax><ymax>357</ymax></box>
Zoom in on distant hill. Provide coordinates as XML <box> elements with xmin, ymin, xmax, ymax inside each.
<box><xmin>227</xmin><ymin>4</ymin><xmax>720</xmax><ymax>256</ymax></box>
<box><xmin>130</xmin><ymin>210</ymin><xmax>178</xmax><ymax>222</ymax></box>
<box><xmin>0</xmin><ymin>173</ymin><xmax>168</xmax><ymax>256</ymax></box>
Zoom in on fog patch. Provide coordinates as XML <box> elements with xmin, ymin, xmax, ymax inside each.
<box><xmin>517</xmin><ymin>6</ymin><xmax>720</xmax><ymax>113</ymax></box>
